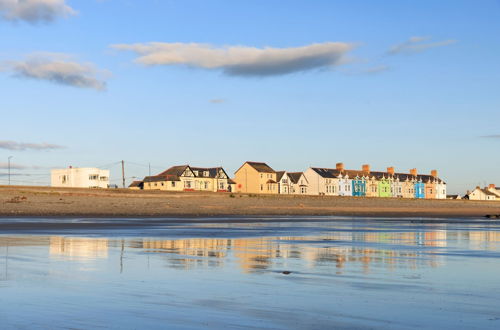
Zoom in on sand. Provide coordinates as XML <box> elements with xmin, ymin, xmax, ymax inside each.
<box><xmin>1</xmin><ymin>185</ymin><xmax>499</xmax><ymax>218</ymax></box>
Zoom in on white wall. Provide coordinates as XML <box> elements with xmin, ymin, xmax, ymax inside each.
<box><xmin>51</xmin><ymin>168</ymin><xmax>110</xmax><ymax>188</ymax></box>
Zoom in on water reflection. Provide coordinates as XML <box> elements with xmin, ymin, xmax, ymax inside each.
<box><xmin>1</xmin><ymin>226</ymin><xmax>498</xmax><ymax>276</ymax></box>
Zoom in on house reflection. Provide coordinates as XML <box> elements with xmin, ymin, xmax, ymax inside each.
<box><xmin>49</xmin><ymin>237</ymin><xmax>109</xmax><ymax>260</ymax></box>
<box><xmin>133</xmin><ymin>230</ymin><xmax>451</xmax><ymax>273</ymax></box>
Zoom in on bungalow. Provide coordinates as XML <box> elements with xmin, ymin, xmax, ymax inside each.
<box><xmin>234</xmin><ymin>161</ymin><xmax>278</xmax><ymax>194</ymax></box>
<box><xmin>467</xmin><ymin>186</ymin><xmax>497</xmax><ymax>201</ymax></box>
<box><xmin>128</xmin><ymin>180</ymin><xmax>144</xmax><ymax>190</ymax></box>
<box><xmin>143</xmin><ymin>165</ymin><xmax>231</xmax><ymax>192</ymax></box>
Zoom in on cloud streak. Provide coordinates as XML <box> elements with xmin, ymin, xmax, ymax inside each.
<box><xmin>111</xmin><ymin>42</ymin><xmax>355</xmax><ymax>77</ymax></box>
<box><xmin>480</xmin><ymin>135</ymin><xmax>500</xmax><ymax>139</ymax></box>
<box><xmin>1</xmin><ymin>53</ymin><xmax>108</xmax><ymax>90</ymax></box>
<box><xmin>388</xmin><ymin>36</ymin><xmax>456</xmax><ymax>55</ymax></box>
<box><xmin>0</xmin><ymin>0</ymin><xmax>76</xmax><ymax>23</ymax></box>
<box><xmin>0</xmin><ymin>140</ymin><xmax>65</xmax><ymax>151</ymax></box>
<box><xmin>0</xmin><ymin>162</ymin><xmax>32</xmax><ymax>170</ymax></box>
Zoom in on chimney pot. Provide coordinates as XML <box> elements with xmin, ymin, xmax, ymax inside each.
<box><xmin>489</xmin><ymin>184</ymin><xmax>495</xmax><ymax>189</ymax></box>
<box><xmin>387</xmin><ymin>167</ymin><xmax>395</xmax><ymax>175</ymax></box>
<box><xmin>336</xmin><ymin>162</ymin><xmax>344</xmax><ymax>171</ymax></box>
<box><xmin>410</xmin><ymin>168</ymin><xmax>417</xmax><ymax>177</ymax></box>
<box><xmin>431</xmin><ymin>170</ymin><xmax>438</xmax><ymax>177</ymax></box>
<box><xmin>362</xmin><ymin>164</ymin><xmax>370</xmax><ymax>174</ymax></box>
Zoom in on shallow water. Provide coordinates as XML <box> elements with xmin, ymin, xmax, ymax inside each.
<box><xmin>1</xmin><ymin>217</ymin><xmax>500</xmax><ymax>329</ymax></box>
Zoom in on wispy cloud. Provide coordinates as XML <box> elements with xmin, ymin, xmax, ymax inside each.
<box><xmin>0</xmin><ymin>0</ymin><xmax>76</xmax><ymax>23</ymax></box>
<box><xmin>1</xmin><ymin>53</ymin><xmax>109</xmax><ymax>90</ymax></box>
<box><xmin>0</xmin><ymin>162</ymin><xmax>38</xmax><ymax>170</ymax></box>
<box><xmin>361</xmin><ymin>65</ymin><xmax>390</xmax><ymax>74</ymax></box>
<box><xmin>111</xmin><ymin>42</ymin><xmax>355</xmax><ymax>77</ymax></box>
<box><xmin>480</xmin><ymin>135</ymin><xmax>500</xmax><ymax>139</ymax></box>
<box><xmin>209</xmin><ymin>99</ymin><xmax>225</xmax><ymax>104</ymax></box>
<box><xmin>0</xmin><ymin>140</ymin><xmax>65</xmax><ymax>151</ymax></box>
<box><xmin>388</xmin><ymin>36</ymin><xmax>457</xmax><ymax>55</ymax></box>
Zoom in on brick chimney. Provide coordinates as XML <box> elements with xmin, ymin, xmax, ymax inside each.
<box><xmin>362</xmin><ymin>164</ymin><xmax>370</xmax><ymax>175</ymax></box>
<box><xmin>387</xmin><ymin>167</ymin><xmax>395</xmax><ymax>175</ymax></box>
<box><xmin>431</xmin><ymin>170</ymin><xmax>438</xmax><ymax>177</ymax></box>
<box><xmin>489</xmin><ymin>184</ymin><xmax>496</xmax><ymax>189</ymax></box>
<box><xmin>336</xmin><ymin>162</ymin><xmax>344</xmax><ymax>171</ymax></box>
<box><xmin>410</xmin><ymin>168</ymin><xmax>417</xmax><ymax>177</ymax></box>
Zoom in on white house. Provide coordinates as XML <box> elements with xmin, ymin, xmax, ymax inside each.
<box><xmin>51</xmin><ymin>167</ymin><xmax>110</xmax><ymax>188</ymax></box>
<box><xmin>337</xmin><ymin>173</ymin><xmax>352</xmax><ymax>196</ymax></box>
<box><xmin>288</xmin><ymin>172</ymin><xmax>309</xmax><ymax>195</ymax></box>
<box><xmin>303</xmin><ymin>167</ymin><xmax>339</xmax><ymax>196</ymax></box>
<box><xmin>467</xmin><ymin>186</ymin><xmax>497</xmax><ymax>201</ymax></box>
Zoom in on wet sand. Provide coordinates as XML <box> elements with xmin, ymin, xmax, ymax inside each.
<box><xmin>2</xmin><ymin>219</ymin><xmax>500</xmax><ymax>329</ymax></box>
<box><xmin>1</xmin><ymin>185</ymin><xmax>500</xmax><ymax>219</ymax></box>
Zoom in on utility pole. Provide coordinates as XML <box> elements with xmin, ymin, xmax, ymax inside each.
<box><xmin>8</xmin><ymin>156</ymin><xmax>12</xmax><ymax>185</ymax></box>
<box><xmin>148</xmin><ymin>163</ymin><xmax>151</xmax><ymax>176</ymax></box>
<box><xmin>121</xmin><ymin>160</ymin><xmax>125</xmax><ymax>188</ymax></box>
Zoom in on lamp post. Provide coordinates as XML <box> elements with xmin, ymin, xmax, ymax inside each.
<box><xmin>8</xmin><ymin>156</ymin><xmax>12</xmax><ymax>185</ymax></box>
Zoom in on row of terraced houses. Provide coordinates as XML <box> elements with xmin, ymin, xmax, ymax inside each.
<box><xmin>131</xmin><ymin>161</ymin><xmax>446</xmax><ymax>199</ymax></box>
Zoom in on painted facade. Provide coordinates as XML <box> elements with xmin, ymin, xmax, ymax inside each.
<box><xmin>234</xmin><ymin>162</ymin><xmax>278</xmax><ymax>194</ymax></box>
<box><xmin>143</xmin><ymin>165</ymin><xmax>231</xmax><ymax>192</ymax></box>
<box><xmin>51</xmin><ymin>167</ymin><xmax>110</xmax><ymax>189</ymax></box>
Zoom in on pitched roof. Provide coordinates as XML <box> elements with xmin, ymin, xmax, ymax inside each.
<box><xmin>128</xmin><ymin>180</ymin><xmax>143</xmax><ymax>188</ymax></box>
<box><xmin>243</xmin><ymin>161</ymin><xmax>275</xmax><ymax>173</ymax></box>
<box><xmin>310</xmin><ymin>167</ymin><xmax>340</xmax><ymax>178</ymax></box>
<box><xmin>481</xmin><ymin>188</ymin><xmax>497</xmax><ymax>196</ymax></box>
<box><xmin>287</xmin><ymin>172</ymin><xmax>304</xmax><ymax>184</ymax></box>
<box><xmin>276</xmin><ymin>171</ymin><xmax>286</xmax><ymax>181</ymax></box>
<box><xmin>157</xmin><ymin>165</ymin><xmax>190</xmax><ymax>177</ymax></box>
<box><xmin>190</xmin><ymin>167</ymin><xmax>226</xmax><ymax>178</ymax></box>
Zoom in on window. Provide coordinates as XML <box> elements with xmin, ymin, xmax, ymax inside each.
<box><xmin>204</xmin><ymin>181</ymin><xmax>209</xmax><ymax>189</ymax></box>
<box><xmin>260</xmin><ymin>184</ymin><xmax>263</xmax><ymax>191</ymax></box>
<box><xmin>89</xmin><ymin>174</ymin><xmax>98</xmax><ymax>180</ymax></box>
<box><xmin>171</xmin><ymin>182</ymin><xmax>176</xmax><ymax>187</ymax></box>
<box><xmin>185</xmin><ymin>181</ymin><xmax>192</xmax><ymax>188</ymax></box>
<box><xmin>219</xmin><ymin>182</ymin><xmax>225</xmax><ymax>190</ymax></box>
<box><xmin>260</xmin><ymin>174</ymin><xmax>263</xmax><ymax>178</ymax></box>
<box><xmin>161</xmin><ymin>182</ymin><xmax>164</xmax><ymax>186</ymax></box>
<box><xmin>301</xmin><ymin>187</ymin><xmax>307</xmax><ymax>194</ymax></box>
<box><xmin>100</xmin><ymin>176</ymin><xmax>108</xmax><ymax>181</ymax></box>
<box><xmin>61</xmin><ymin>175</ymin><xmax>68</xmax><ymax>184</ymax></box>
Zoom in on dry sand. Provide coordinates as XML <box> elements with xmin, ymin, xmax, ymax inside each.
<box><xmin>1</xmin><ymin>185</ymin><xmax>500</xmax><ymax>219</ymax></box>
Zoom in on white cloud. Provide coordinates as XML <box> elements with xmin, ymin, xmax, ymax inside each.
<box><xmin>1</xmin><ymin>53</ymin><xmax>108</xmax><ymax>90</ymax></box>
<box><xmin>388</xmin><ymin>36</ymin><xmax>456</xmax><ymax>55</ymax></box>
<box><xmin>0</xmin><ymin>0</ymin><xmax>76</xmax><ymax>23</ymax></box>
<box><xmin>0</xmin><ymin>140</ymin><xmax>65</xmax><ymax>151</ymax></box>
<box><xmin>111</xmin><ymin>42</ymin><xmax>355</xmax><ymax>77</ymax></box>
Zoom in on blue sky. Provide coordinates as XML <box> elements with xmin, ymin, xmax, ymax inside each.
<box><xmin>1</xmin><ymin>0</ymin><xmax>499</xmax><ymax>193</ymax></box>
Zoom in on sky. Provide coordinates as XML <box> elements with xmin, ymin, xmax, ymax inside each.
<box><xmin>0</xmin><ymin>0</ymin><xmax>499</xmax><ymax>193</ymax></box>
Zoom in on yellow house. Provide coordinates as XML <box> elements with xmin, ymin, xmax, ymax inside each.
<box><xmin>234</xmin><ymin>161</ymin><xmax>278</xmax><ymax>194</ymax></box>
<box><xmin>143</xmin><ymin>165</ymin><xmax>232</xmax><ymax>192</ymax></box>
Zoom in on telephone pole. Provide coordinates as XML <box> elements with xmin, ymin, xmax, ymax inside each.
<box><xmin>121</xmin><ymin>160</ymin><xmax>125</xmax><ymax>188</ymax></box>
<box><xmin>8</xmin><ymin>156</ymin><xmax>12</xmax><ymax>185</ymax></box>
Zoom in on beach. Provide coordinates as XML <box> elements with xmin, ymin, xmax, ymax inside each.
<box><xmin>1</xmin><ymin>185</ymin><xmax>499</xmax><ymax>218</ymax></box>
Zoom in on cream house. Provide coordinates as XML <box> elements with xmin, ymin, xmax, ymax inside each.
<box><xmin>234</xmin><ymin>161</ymin><xmax>278</xmax><ymax>194</ymax></box>
<box><xmin>303</xmin><ymin>167</ymin><xmax>340</xmax><ymax>196</ymax></box>
<box><xmin>51</xmin><ymin>167</ymin><xmax>110</xmax><ymax>188</ymax></box>
<box><xmin>143</xmin><ymin>165</ymin><xmax>231</xmax><ymax>192</ymax></box>
<box><xmin>467</xmin><ymin>186</ymin><xmax>497</xmax><ymax>201</ymax></box>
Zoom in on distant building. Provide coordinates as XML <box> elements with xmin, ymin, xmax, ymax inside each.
<box><xmin>466</xmin><ymin>186</ymin><xmax>497</xmax><ymax>201</ymax></box>
<box><xmin>142</xmin><ymin>165</ymin><xmax>231</xmax><ymax>192</ymax></box>
<box><xmin>234</xmin><ymin>161</ymin><xmax>278</xmax><ymax>194</ymax></box>
<box><xmin>128</xmin><ymin>180</ymin><xmax>144</xmax><ymax>190</ymax></box>
<box><xmin>277</xmin><ymin>171</ymin><xmax>308</xmax><ymax>194</ymax></box>
<box><xmin>51</xmin><ymin>167</ymin><xmax>110</xmax><ymax>188</ymax></box>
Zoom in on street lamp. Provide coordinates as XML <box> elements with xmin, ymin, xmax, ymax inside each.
<box><xmin>8</xmin><ymin>156</ymin><xmax>12</xmax><ymax>185</ymax></box>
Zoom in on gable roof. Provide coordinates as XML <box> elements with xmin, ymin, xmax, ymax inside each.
<box><xmin>287</xmin><ymin>172</ymin><xmax>305</xmax><ymax>184</ymax></box>
<box><xmin>128</xmin><ymin>180</ymin><xmax>143</xmax><ymax>188</ymax></box>
<box><xmin>236</xmin><ymin>161</ymin><xmax>275</xmax><ymax>174</ymax></box>
<box><xmin>190</xmin><ymin>167</ymin><xmax>227</xmax><ymax>179</ymax></box>
<box><xmin>276</xmin><ymin>171</ymin><xmax>286</xmax><ymax>181</ymax></box>
<box><xmin>157</xmin><ymin>165</ymin><xmax>190</xmax><ymax>177</ymax></box>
